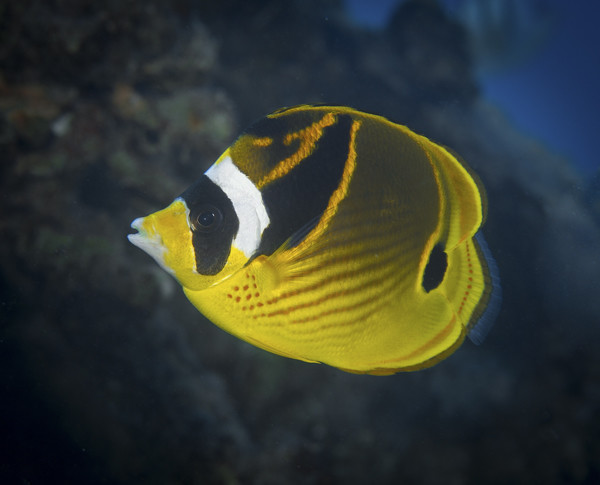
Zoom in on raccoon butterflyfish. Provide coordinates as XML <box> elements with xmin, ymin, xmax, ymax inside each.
<box><xmin>128</xmin><ymin>105</ymin><xmax>501</xmax><ymax>375</ymax></box>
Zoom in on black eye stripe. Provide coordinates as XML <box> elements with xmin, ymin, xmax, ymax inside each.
<box><xmin>180</xmin><ymin>176</ymin><xmax>239</xmax><ymax>275</ymax></box>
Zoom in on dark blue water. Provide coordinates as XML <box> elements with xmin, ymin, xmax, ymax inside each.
<box><xmin>346</xmin><ymin>0</ymin><xmax>600</xmax><ymax>176</ymax></box>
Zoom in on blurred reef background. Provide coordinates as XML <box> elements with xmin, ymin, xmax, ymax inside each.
<box><xmin>1</xmin><ymin>0</ymin><xmax>599</xmax><ymax>483</ymax></box>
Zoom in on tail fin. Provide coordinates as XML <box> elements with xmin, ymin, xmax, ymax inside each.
<box><xmin>467</xmin><ymin>232</ymin><xmax>502</xmax><ymax>344</ymax></box>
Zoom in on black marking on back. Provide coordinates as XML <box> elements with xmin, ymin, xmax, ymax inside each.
<box><xmin>287</xmin><ymin>215</ymin><xmax>321</xmax><ymax>248</ymax></box>
<box><xmin>180</xmin><ymin>175</ymin><xmax>239</xmax><ymax>275</ymax></box>
<box><xmin>256</xmin><ymin>113</ymin><xmax>354</xmax><ymax>256</ymax></box>
<box><xmin>243</xmin><ymin>110</ymin><xmax>336</xmax><ymax>175</ymax></box>
<box><xmin>422</xmin><ymin>244</ymin><xmax>447</xmax><ymax>292</ymax></box>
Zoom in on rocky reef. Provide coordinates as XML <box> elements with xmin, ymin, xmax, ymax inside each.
<box><xmin>1</xmin><ymin>0</ymin><xmax>598</xmax><ymax>483</ymax></box>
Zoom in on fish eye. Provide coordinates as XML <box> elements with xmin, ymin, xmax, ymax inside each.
<box><xmin>190</xmin><ymin>204</ymin><xmax>223</xmax><ymax>233</ymax></box>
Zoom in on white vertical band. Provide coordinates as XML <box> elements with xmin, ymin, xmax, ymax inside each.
<box><xmin>205</xmin><ymin>155</ymin><xmax>270</xmax><ymax>257</ymax></box>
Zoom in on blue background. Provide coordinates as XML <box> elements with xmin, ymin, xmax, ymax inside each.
<box><xmin>345</xmin><ymin>0</ymin><xmax>600</xmax><ymax>176</ymax></box>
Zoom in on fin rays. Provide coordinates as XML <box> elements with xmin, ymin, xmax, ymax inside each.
<box><xmin>468</xmin><ymin>232</ymin><xmax>502</xmax><ymax>344</ymax></box>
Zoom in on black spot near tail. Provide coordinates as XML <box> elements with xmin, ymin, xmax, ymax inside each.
<box><xmin>422</xmin><ymin>244</ymin><xmax>447</xmax><ymax>292</ymax></box>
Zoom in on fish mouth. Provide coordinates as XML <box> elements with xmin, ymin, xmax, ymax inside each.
<box><xmin>127</xmin><ymin>217</ymin><xmax>149</xmax><ymax>249</ymax></box>
<box><xmin>126</xmin><ymin>216</ymin><xmax>174</xmax><ymax>275</ymax></box>
<box><xmin>127</xmin><ymin>216</ymin><xmax>161</xmax><ymax>255</ymax></box>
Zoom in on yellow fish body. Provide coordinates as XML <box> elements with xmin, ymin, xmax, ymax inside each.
<box><xmin>128</xmin><ymin>105</ymin><xmax>500</xmax><ymax>375</ymax></box>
